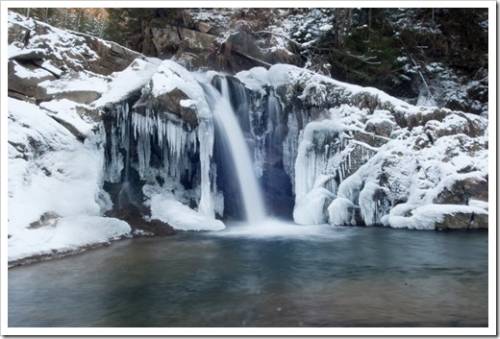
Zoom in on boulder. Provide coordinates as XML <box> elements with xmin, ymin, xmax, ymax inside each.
<box><xmin>434</xmin><ymin>175</ymin><xmax>488</xmax><ymax>204</ymax></box>
<box><xmin>82</xmin><ymin>37</ymin><xmax>142</xmax><ymax>75</ymax></box>
<box><xmin>435</xmin><ymin>211</ymin><xmax>488</xmax><ymax>230</ymax></box>
<box><xmin>105</xmin><ymin>205</ymin><xmax>175</xmax><ymax>236</ymax></box>
<box><xmin>8</xmin><ymin>60</ymin><xmax>53</xmax><ymax>101</ymax></box>
<box><xmin>365</xmin><ymin>119</ymin><xmax>395</xmax><ymax>138</ymax></box>
<box><xmin>425</xmin><ymin>113</ymin><xmax>487</xmax><ymax>140</ymax></box>
<box><xmin>397</xmin><ymin>108</ymin><xmax>448</xmax><ymax>129</ymax></box>
<box><xmin>154</xmin><ymin>88</ymin><xmax>199</xmax><ymax>128</ymax></box>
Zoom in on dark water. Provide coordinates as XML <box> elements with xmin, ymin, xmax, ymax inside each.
<box><xmin>8</xmin><ymin>225</ymin><xmax>488</xmax><ymax>327</ymax></box>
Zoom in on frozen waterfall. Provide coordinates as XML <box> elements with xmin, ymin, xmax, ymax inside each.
<box><xmin>204</xmin><ymin>77</ymin><xmax>267</xmax><ymax>224</ymax></box>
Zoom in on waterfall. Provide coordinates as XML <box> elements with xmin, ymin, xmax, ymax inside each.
<box><xmin>204</xmin><ymin>77</ymin><xmax>267</xmax><ymax>224</ymax></box>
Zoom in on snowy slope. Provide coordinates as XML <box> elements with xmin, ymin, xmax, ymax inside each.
<box><xmin>8</xmin><ymin>98</ymin><xmax>131</xmax><ymax>263</ymax></box>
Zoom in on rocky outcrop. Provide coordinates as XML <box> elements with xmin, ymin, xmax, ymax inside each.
<box><xmin>143</xmin><ymin>88</ymin><xmax>199</xmax><ymax>128</ymax></box>
<box><xmin>434</xmin><ymin>210</ymin><xmax>488</xmax><ymax>230</ymax></box>
<box><xmin>8</xmin><ymin>12</ymin><xmax>140</xmax><ymax>104</ymax></box>
<box><xmin>433</xmin><ymin>174</ymin><xmax>488</xmax><ymax>205</ymax></box>
<box><xmin>105</xmin><ymin>206</ymin><xmax>175</xmax><ymax>236</ymax></box>
<box><xmin>232</xmin><ymin>64</ymin><xmax>488</xmax><ymax>230</ymax></box>
<box><xmin>8</xmin><ymin>10</ymin><xmax>488</xmax><ymax>239</ymax></box>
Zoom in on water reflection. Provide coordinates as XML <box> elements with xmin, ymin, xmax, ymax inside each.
<box><xmin>9</xmin><ymin>226</ymin><xmax>487</xmax><ymax>327</ymax></box>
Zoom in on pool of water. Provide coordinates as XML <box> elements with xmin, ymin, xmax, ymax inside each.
<box><xmin>8</xmin><ymin>223</ymin><xmax>488</xmax><ymax>327</ymax></box>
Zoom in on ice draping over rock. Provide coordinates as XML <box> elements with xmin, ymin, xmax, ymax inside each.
<box><xmin>7</xmin><ymin>9</ymin><xmax>489</xmax><ymax>266</ymax></box>
<box><xmin>235</xmin><ymin>64</ymin><xmax>488</xmax><ymax>230</ymax></box>
<box><xmin>100</xmin><ymin>60</ymin><xmax>223</xmax><ymax>225</ymax></box>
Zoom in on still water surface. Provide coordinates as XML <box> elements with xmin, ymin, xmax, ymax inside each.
<box><xmin>9</xmin><ymin>224</ymin><xmax>488</xmax><ymax>327</ymax></box>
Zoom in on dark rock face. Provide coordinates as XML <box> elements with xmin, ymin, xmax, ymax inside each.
<box><xmin>261</xmin><ymin>161</ymin><xmax>294</xmax><ymax>218</ymax></box>
<box><xmin>144</xmin><ymin>18</ymin><xmax>302</xmax><ymax>73</ymax></box>
<box><xmin>435</xmin><ymin>211</ymin><xmax>488</xmax><ymax>230</ymax></box>
<box><xmin>101</xmin><ymin>96</ymin><xmax>203</xmax><ymax>223</ymax></box>
<box><xmin>105</xmin><ymin>205</ymin><xmax>175</xmax><ymax>236</ymax></box>
<box><xmin>434</xmin><ymin>175</ymin><xmax>488</xmax><ymax>205</ymax></box>
<box><xmin>8</xmin><ymin>60</ymin><xmax>53</xmax><ymax>101</ymax></box>
<box><xmin>153</xmin><ymin>88</ymin><xmax>199</xmax><ymax>128</ymax></box>
<box><xmin>151</xmin><ymin>25</ymin><xmax>218</xmax><ymax>68</ymax></box>
<box><xmin>80</xmin><ymin>36</ymin><xmax>141</xmax><ymax>75</ymax></box>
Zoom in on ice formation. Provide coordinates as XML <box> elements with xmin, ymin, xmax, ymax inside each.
<box><xmin>7</xmin><ymin>10</ymin><xmax>490</xmax><ymax>266</ymax></box>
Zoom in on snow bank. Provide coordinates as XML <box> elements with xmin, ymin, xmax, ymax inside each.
<box><xmin>40</xmin><ymin>71</ymin><xmax>110</xmax><ymax>95</ymax></box>
<box><xmin>9</xmin><ymin>216</ymin><xmax>131</xmax><ymax>263</ymax></box>
<box><xmin>150</xmin><ymin>193</ymin><xmax>225</xmax><ymax>231</ymax></box>
<box><xmin>383</xmin><ymin>204</ymin><xmax>488</xmax><ymax>230</ymax></box>
<box><xmin>8</xmin><ymin>99</ymin><xmax>125</xmax><ymax>261</ymax></box>
<box><xmin>40</xmin><ymin>99</ymin><xmax>95</xmax><ymax>137</ymax></box>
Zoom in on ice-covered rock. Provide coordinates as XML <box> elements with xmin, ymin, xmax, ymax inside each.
<box><xmin>235</xmin><ymin>64</ymin><xmax>488</xmax><ymax>229</ymax></box>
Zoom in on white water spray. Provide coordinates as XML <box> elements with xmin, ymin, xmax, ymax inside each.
<box><xmin>205</xmin><ymin>77</ymin><xmax>267</xmax><ymax>223</ymax></box>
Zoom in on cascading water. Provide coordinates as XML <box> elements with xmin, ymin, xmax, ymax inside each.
<box><xmin>203</xmin><ymin>77</ymin><xmax>267</xmax><ymax>224</ymax></box>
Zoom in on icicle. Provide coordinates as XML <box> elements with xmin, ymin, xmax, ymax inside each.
<box><xmin>197</xmin><ymin>118</ymin><xmax>215</xmax><ymax>218</ymax></box>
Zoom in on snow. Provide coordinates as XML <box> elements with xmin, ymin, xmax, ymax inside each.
<box><xmin>8</xmin><ymin>99</ymin><xmax>125</xmax><ymax>262</ymax></box>
<box><xmin>150</xmin><ymin>193</ymin><xmax>225</xmax><ymax>231</ymax></box>
<box><xmin>383</xmin><ymin>204</ymin><xmax>488</xmax><ymax>230</ymax></box>
<box><xmin>325</xmin><ymin>118</ymin><xmax>488</xmax><ymax>229</ymax></box>
<box><xmin>40</xmin><ymin>99</ymin><xmax>95</xmax><ymax>137</ymax></box>
<box><xmin>151</xmin><ymin>60</ymin><xmax>211</xmax><ymax>118</ymax></box>
<box><xmin>7</xmin><ymin>8</ymin><xmax>490</xmax><ymax>260</ymax></box>
<box><xmin>236</xmin><ymin>64</ymin><xmax>416</xmax><ymax>112</ymax></box>
<box><xmin>9</xmin><ymin>11</ymin><xmax>99</xmax><ymax>71</ymax></box>
<box><xmin>328</xmin><ymin>197</ymin><xmax>356</xmax><ymax>226</ymax></box>
<box><xmin>8</xmin><ymin>216</ymin><xmax>131</xmax><ymax>263</ymax></box>
<box><xmin>319</xmin><ymin>23</ymin><xmax>333</xmax><ymax>32</ymax></box>
<box><xmin>40</xmin><ymin>71</ymin><xmax>110</xmax><ymax>95</ymax></box>
<box><xmin>12</xmin><ymin>60</ymin><xmax>51</xmax><ymax>79</ymax></box>
<box><xmin>93</xmin><ymin>58</ymin><xmax>161</xmax><ymax>107</ymax></box>
<box><xmin>8</xmin><ymin>100</ymin><xmax>104</xmax><ymax>230</ymax></box>
<box><xmin>293</xmin><ymin>186</ymin><xmax>333</xmax><ymax>225</ymax></box>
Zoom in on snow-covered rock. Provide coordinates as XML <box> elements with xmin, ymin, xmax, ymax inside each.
<box><xmin>7</xmin><ymin>98</ymin><xmax>131</xmax><ymax>263</ymax></box>
<box><xmin>235</xmin><ymin>64</ymin><xmax>489</xmax><ymax>229</ymax></box>
<box><xmin>8</xmin><ymin>8</ymin><xmax>489</xmax><ymax>265</ymax></box>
